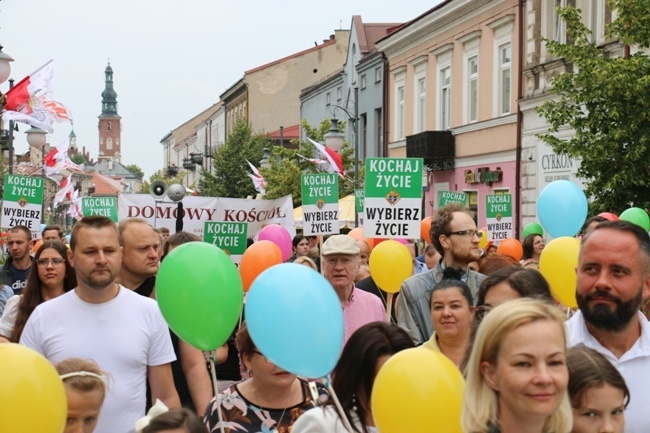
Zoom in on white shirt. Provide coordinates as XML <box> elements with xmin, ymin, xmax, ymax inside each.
<box><xmin>21</xmin><ymin>286</ymin><xmax>176</xmax><ymax>433</ymax></box>
<box><xmin>566</xmin><ymin>311</ymin><xmax>650</xmax><ymax>433</ymax></box>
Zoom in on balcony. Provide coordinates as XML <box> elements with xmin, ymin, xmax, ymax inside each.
<box><xmin>406</xmin><ymin>131</ymin><xmax>455</xmax><ymax>171</ymax></box>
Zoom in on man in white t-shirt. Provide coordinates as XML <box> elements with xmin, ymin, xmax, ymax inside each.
<box><xmin>21</xmin><ymin>216</ymin><xmax>180</xmax><ymax>433</ymax></box>
<box><xmin>566</xmin><ymin>220</ymin><xmax>650</xmax><ymax>433</ymax></box>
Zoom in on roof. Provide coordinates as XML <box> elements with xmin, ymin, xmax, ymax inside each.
<box><xmin>87</xmin><ymin>160</ymin><xmax>141</xmax><ymax>180</ymax></box>
<box><xmin>363</xmin><ymin>23</ymin><xmax>400</xmax><ymax>53</ymax></box>
<box><xmin>91</xmin><ymin>173</ymin><xmax>125</xmax><ymax>196</ymax></box>
<box><xmin>267</xmin><ymin>124</ymin><xmax>300</xmax><ymax>140</ymax></box>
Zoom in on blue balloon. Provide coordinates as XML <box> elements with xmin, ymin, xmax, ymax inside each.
<box><xmin>245</xmin><ymin>263</ymin><xmax>344</xmax><ymax>378</ymax></box>
<box><xmin>65</xmin><ymin>234</ymin><xmax>71</xmax><ymax>242</ymax></box>
<box><xmin>537</xmin><ymin>180</ymin><xmax>588</xmax><ymax>238</ymax></box>
<box><xmin>40</xmin><ymin>223</ymin><xmax>46</xmax><ymax>232</ymax></box>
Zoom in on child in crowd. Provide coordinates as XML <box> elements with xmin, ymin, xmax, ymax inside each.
<box><xmin>56</xmin><ymin>358</ymin><xmax>106</xmax><ymax>433</ymax></box>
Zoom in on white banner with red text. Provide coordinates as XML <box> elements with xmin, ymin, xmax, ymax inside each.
<box><xmin>117</xmin><ymin>195</ymin><xmax>296</xmax><ymax>240</ymax></box>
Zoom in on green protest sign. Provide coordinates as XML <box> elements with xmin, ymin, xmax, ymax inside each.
<box><xmin>439</xmin><ymin>191</ymin><xmax>468</xmax><ymax>207</ymax></box>
<box><xmin>354</xmin><ymin>189</ymin><xmax>365</xmax><ymax>213</ymax></box>
<box><xmin>1</xmin><ymin>174</ymin><xmax>44</xmax><ymax>233</ymax></box>
<box><xmin>363</xmin><ymin>158</ymin><xmax>423</xmax><ymax>239</ymax></box>
<box><xmin>485</xmin><ymin>194</ymin><xmax>513</xmax><ymax>241</ymax></box>
<box><xmin>301</xmin><ymin>173</ymin><xmax>339</xmax><ymax>236</ymax></box>
<box><xmin>203</xmin><ymin>222</ymin><xmax>247</xmax><ymax>262</ymax></box>
<box><xmin>83</xmin><ymin>197</ymin><xmax>118</xmax><ymax>222</ymax></box>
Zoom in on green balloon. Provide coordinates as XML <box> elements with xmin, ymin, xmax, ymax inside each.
<box><xmin>156</xmin><ymin>242</ymin><xmax>243</xmax><ymax>351</ymax></box>
<box><xmin>522</xmin><ymin>222</ymin><xmax>544</xmax><ymax>239</ymax></box>
<box><xmin>620</xmin><ymin>207</ymin><xmax>650</xmax><ymax>231</ymax></box>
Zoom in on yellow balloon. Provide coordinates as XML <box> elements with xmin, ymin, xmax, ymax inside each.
<box><xmin>372</xmin><ymin>348</ymin><xmax>465</xmax><ymax>433</ymax></box>
<box><xmin>368</xmin><ymin>240</ymin><xmax>411</xmax><ymax>293</ymax></box>
<box><xmin>478</xmin><ymin>229</ymin><xmax>489</xmax><ymax>249</ymax></box>
<box><xmin>539</xmin><ymin>236</ymin><xmax>580</xmax><ymax>308</ymax></box>
<box><xmin>0</xmin><ymin>344</ymin><xmax>67</xmax><ymax>433</ymax></box>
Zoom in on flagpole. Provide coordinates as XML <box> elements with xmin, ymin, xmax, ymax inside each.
<box><xmin>7</xmin><ymin>78</ymin><xmax>13</xmax><ymax>174</ymax></box>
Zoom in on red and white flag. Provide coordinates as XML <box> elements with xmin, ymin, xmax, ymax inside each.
<box><xmin>67</xmin><ymin>189</ymin><xmax>83</xmax><ymax>221</ymax></box>
<box><xmin>44</xmin><ymin>138</ymin><xmax>82</xmax><ymax>180</ymax></box>
<box><xmin>297</xmin><ymin>153</ymin><xmax>329</xmax><ymax>171</ymax></box>
<box><xmin>2</xmin><ymin>60</ymin><xmax>73</xmax><ymax>132</ymax></box>
<box><xmin>307</xmin><ymin>137</ymin><xmax>346</xmax><ymax>178</ymax></box>
<box><xmin>53</xmin><ymin>175</ymin><xmax>75</xmax><ymax>208</ymax></box>
<box><xmin>246</xmin><ymin>160</ymin><xmax>266</xmax><ymax>196</ymax></box>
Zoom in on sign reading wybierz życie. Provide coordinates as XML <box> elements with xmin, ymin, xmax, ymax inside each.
<box><xmin>83</xmin><ymin>197</ymin><xmax>118</xmax><ymax>222</ymax></box>
<box><xmin>363</xmin><ymin>158</ymin><xmax>423</xmax><ymax>239</ymax></box>
<box><xmin>486</xmin><ymin>194</ymin><xmax>513</xmax><ymax>241</ymax></box>
<box><xmin>1</xmin><ymin>174</ymin><xmax>44</xmax><ymax>233</ymax></box>
<box><xmin>203</xmin><ymin>222</ymin><xmax>247</xmax><ymax>263</ymax></box>
<box><xmin>301</xmin><ymin>173</ymin><xmax>339</xmax><ymax>236</ymax></box>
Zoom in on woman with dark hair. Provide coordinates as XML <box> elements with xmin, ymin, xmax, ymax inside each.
<box><xmin>0</xmin><ymin>241</ymin><xmax>76</xmax><ymax>342</ymax></box>
<box><xmin>422</xmin><ymin>278</ymin><xmax>474</xmax><ymax>367</ymax></box>
<box><xmin>522</xmin><ymin>234</ymin><xmax>545</xmax><ymax>268</ymax></box>
<box><xmin>203</xmin><ymin>322</ymin><xmax>328</xmax><ymax>433</ymax></box>
<box><xmin>292</xmin><ymin>322</ymin><xmax>415</xmax><ymax>433</ymax></box>
<box><xmin>459</xmin><ymin>266</ymin><xmax>553</xmax><ymax>372</ymax></box>
<box><xmin>289</xmin><ymin>234</ymin><xmax>310</xmax><ymax>262</ymax></box>
<box><xmin>567</xmin><ymin>346</ymin><xmax>629</xmax><ymax>433</ymax></box>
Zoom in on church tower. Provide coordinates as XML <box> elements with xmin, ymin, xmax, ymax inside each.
<box><xmin>98</xmin><ymin>62</ymin><xmax>122</xmax><ymax>163</ymax></box>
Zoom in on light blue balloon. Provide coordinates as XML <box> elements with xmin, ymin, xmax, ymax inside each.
<box><xmin>245</xmin><ymin>263</ymin><xmax>344</xmax><ymax>378</ymax></box>
<box><xmin>537</xmin><ymin>180</ymin><xmax>588</xmax><ymax>238</ymax></box>
<box><xmin>40</xmin><ymin>223</ymin><xmax>47</xmax><ymax>232</ymax></box>
<box><xmin>65</xmin><ymin>234</ymin><xmax>71</xmax><ymax>242</ymax></box>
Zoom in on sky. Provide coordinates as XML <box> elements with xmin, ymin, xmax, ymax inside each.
<box><xmin>1</xmin><ymin>0</ymin><xmax>442</xmax><ymax>179</ymax></box>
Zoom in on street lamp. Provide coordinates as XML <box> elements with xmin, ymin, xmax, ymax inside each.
<box><xmin>259</xmin><ymin>148</ymin><xmax>271</xmax><ymax>169</ymax></box>
<box><xmin>323</xmin><ymin>118</ymin><xmax>344</xmax><ymax>152</ymax></box>
<box><xmin>0</xmin><ymin>45</ymin><xmax>15</xmax><ymax>174</ymax></box>
<box><xmin>329</xmin><ymin>87</ymin><xmax>360</xmax><ymax>227</ymax></box>
<box><xmin>26</xmin><ymin>126</ymin><xmax>48</xmax><ymax>223</ymax></box>
<box><xmin>0</xmin><ymin>44</ymin><xmax>14</xmax><ymax>85</ymax></box>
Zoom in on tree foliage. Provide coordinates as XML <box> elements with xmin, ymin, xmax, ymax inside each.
<box><xmin>198</xmin><ymin>118</ymin><xmax>270</xmax><ymax>198</ymax></box>
<box><xmin>263</xmin><ymin>119</ymin><xmax>364</xmax><ymax>208</ymax></box>
<box><xmin>140</xmin><ymin>169</ymin><xmax>187</xmax><ymax>194</ymax></box>
<box><xmin>536</xmin><ymin>1</ymin><xmax>650</xmax><ymax>213</ymax></box>
<box><xmin>70</xmin><ymin>153</ymin><xmax>86</xmax><ymax>165</ymax></box>
<box><xmin>126</xmin><ymin>163</ymin><xmax>144</xmax><ymax>180</ymax></box>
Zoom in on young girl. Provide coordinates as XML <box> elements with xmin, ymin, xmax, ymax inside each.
<box><xmin>567</xmin><ymin>346</ymin><xmax>629</xmax><ymax>433</ymax></box>
<box><xmin>56</xmin><ymin>358</ymin><xmax>106</xmax><ymax>433</ymax></box>
<box><xmin>139</xmin><ymin>407</ymin><xmax>209</xmax><ymax>433</ymax></box>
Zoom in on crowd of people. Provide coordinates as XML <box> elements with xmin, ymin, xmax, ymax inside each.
<box><xmin>0</xmin><ymin>204</ymin><xmax>648</xmax><ymax>433</ymax></box>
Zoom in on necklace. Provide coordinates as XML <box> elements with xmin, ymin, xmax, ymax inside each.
<box><xmin>251</xmin><ymin>381</ymin><xmax>296</xmax><ymax>433</ymax></box>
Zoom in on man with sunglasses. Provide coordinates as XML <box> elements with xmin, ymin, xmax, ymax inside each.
<box><xmin>397</xmin><ymin>204</ymin><xmax>485</xmax><ymax>344</ymax></box>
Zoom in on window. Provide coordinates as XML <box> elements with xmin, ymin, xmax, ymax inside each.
<box><xmin>326</xmin><ymin>92</ymin><xmax>331</xmax><ymax>106</ymax></box>
<box><xmin>498</xmin><ymin>44</ymin><xmax>511</xmax><ymax>114</ymax></box>
<box><xmin>360</xmin><ymin>74</ymin><xmax>367</xmax><ymax>89</ymax></box>
<box><xmin>490</xmin><ymin>15</ymin><xmax>514</xmax><ymax>116</ymax></box>
<box><xmin>337</xmin><ymin>86</ymin><xmax>342</xmax><ymax>101</ymax></box>
<box><xmin>397</xmin><ymin>85</ymin><xmax>405</xmax><ymax>139</ymax></box>
<box><xmin>440</xmin><ymin>66</ymin><xmax>451</xmax><ymax>130</ymax></box>
<box><xmin>416</xmin><ymin>77</ymin><xmax>426</xmax><ymax>132</ymax></box>
<box><xmin>467</xmin><ymin>55</ymin><xmax>478</xmax><ymax>122</ymax></box>
<box><xmin>553</xmin><ymin>0</ymin><xmax>576</xmax><ymax>43</ymax></box>
<box><xmin>375</xmin><ymin>66</ymin><xmax>382</xmax><ymax>83</ymax></box>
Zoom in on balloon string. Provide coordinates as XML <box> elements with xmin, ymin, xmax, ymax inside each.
<box><xmin>385</xmin><ymin>292</ymin><xmax>394</xmax><ymax>322</ymax></box>
<box><xmin>326</xmin><ymin>374</ymin><xmax>354</xmax><ymax>432</ymax></box>
<box><xmin>209</xmin><ymin>357</ymin><xmax>226</xmax><ymax>433</ymax></box>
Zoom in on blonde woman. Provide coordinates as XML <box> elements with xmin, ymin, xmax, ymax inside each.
<box><xmin>462</xmin><ymin>298</ymin><xmax>572</xmax><ymax>433</ymax></box>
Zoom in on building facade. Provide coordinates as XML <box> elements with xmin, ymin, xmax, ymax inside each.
<box><xmin>378</xmin><ymin>0</ymin><xmax>521</xmax><ymax>230</ymax></box>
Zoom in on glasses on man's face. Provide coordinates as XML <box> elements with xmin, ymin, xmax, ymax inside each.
<box><xmin>36</xmin><ymin>258</ymin><xmax>66</xmax><ymax>268</ymax></box>
<box><xmin>447</xmin><ymin>230</ymin><xmax>482</xmax><ymax>239</ymax></box>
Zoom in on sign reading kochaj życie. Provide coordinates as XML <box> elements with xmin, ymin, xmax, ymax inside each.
<box><xmin>1</xmin><ymin>174</ymin><xmax>44</xmax><ymax>235</ymax></box>
<box><xmin>301</xmin><ymin>173</ymin><xmax>339</xmax><ymax>236</ymax></box>
<box><xmin>82</xmin><ymin>197</ymin><xmax>118</xmax><ymax>222</ymax></box>
<box><xmin>203</xmin><ymin>221</ymin><xmax>247</xmax><ymax>263</ymax></box>
<box><xmin>439</xmin><ymin>191</ymin><xmax>468</xmax><ymax>208</ymax></box>
<box><xmin>363</xmin><ymin>158</ymin><xmax>423</xmax><ymax>239</ymax></box>
<box><xmin>485</xmin><ymin>194</ymin><xmax>513</xmax><ymax>241</ymax></box>
<box><xmin>354</xmin><ymin>189</ymin><xmax>365</xmax><ymax>213</ymax></box>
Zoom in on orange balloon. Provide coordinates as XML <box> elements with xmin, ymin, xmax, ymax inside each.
<box><xmin>420</xmin><ymin>217</ymin><xmax>432</xmax><ymax>243</ymax></box>
<box><xmin>32</xmin><ymin>239</ymin><xmax>43</xmax><ymax>254</ymax></box>
<box><xmin>497</xmin><ymin>238</ymin><xmax>523</xmax><ymax>261</ymax></box>
<box><xmin>348</xmin><ymin>227</ymin><xmax>363</xmax><ymax>240</ymax></box>
<box><xmin>239</xmin><ymin>240</ymin><xmax>283</xmax><ymax>292</ymax></box>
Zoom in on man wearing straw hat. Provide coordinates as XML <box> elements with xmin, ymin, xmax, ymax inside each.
<box><xmin>321</xmin><ymin>234</ymin><xmax>385</xmax><ymax>343</ymax></box>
